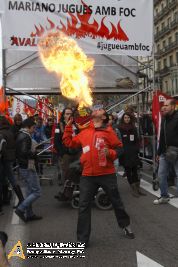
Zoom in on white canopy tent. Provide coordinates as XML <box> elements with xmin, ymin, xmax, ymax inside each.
<box><xmin>4</xmin><ymin>50</ymin><xmax>139</xmax><ymax>95</ymax></box>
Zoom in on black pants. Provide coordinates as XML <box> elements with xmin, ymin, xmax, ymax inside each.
<box><xmin>77</xmin><ymin>174</ymin><xmax>130</xmax><ymax>243</ymax></box>
<box><xmin>0</xmin><ymin>161</ymin><xmax>3</xmax><ymax>209</ymax></box>
<box><xmin>125</xmin><ymin>166</ymin><xmax>139</xmax><ymax>185</ymax></box>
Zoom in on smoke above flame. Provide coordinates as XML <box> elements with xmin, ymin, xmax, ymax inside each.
<box><xmin>38</xmin><ymin>32</ymin><xmax>94</xmax><ymax>107</ymax></box>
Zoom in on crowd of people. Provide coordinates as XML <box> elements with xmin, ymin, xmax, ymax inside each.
<box><xmin>0</xmin><ymin>98</ymin><xmax>178</xmax><ymax>250</ymax></box>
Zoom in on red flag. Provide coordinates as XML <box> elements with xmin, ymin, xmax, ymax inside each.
<box><xmin>36</xmin><ymin>96</ymin><xmax>43</xmax><ymax>117</ymax></box>
<box><xmin>0</xmin><ymin>87</ymin><xmax>8</xmax><ymax>114</ymax></box>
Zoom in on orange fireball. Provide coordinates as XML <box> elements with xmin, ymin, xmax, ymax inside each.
<box><xmin>38</xmin><ymin>32</ymin><xmax>94</xmax><ymax>108</ymax></box>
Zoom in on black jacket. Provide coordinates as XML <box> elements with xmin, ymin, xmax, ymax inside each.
<box><xmin>54</xmin><ymin>122</ymin><xmax>79</xmax><ymax>157</ymax></box>
<box><xmin>118</xmin><ymin>126</ymin><xmax>140</xmax><ymax>167</ymax></box>
<box><xmin>0</xmin><ymin>133</ymin><xmax>7</xmax><ymax>159</ymax></box>
<box><xmin>44</xmin><ymin>125</ymin><xmax>52</xmax><ymax>139</ymax></box>
<box><xmin>0</xmin><ymin>125</ymin><xmax>16</xmax><ymax>161</ymax></box>
<box><xmin>16</xmin><ymin>130</ymin><xmax>36</xmax><ymax>168</ymax></box>
<box><xmin>11</xmin><ymin>124</ymin><xmax>22</xmax><ymax>140</ymax></box>
<box><xmin>158</xmin><ymin>111</ymin><xmax>178</xmax><ymax>156</ymax></box>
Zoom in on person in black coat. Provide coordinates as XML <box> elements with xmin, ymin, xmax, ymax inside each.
<box><xmin>44</xmin><ymin>117</ymin><xmax>54</xmax><ymax>139</ymax></box>
<box><xmin>15</xmin><ymin>118</ymin><xmax>42</xmax><ymax>222</ymax></box>
<box><xmin>0</xmin><ymin>116</ymin><xmax>24</xmax><ymax>209</ymax></box>
<box><xmin>118</xmin><ymin>113</ymin><xmax>146</xmax><ymax>197</ymax></box>
<box><xmin>0</xmin><ymin>133</ymin><xmax>7</xmax><ymax>215</ymax></box>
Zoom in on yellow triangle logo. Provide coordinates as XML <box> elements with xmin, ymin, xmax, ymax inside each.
<box><xmin>8</xmin><ymin>240</ymin><xmax>25</xmax><ymax>260</ymax></box>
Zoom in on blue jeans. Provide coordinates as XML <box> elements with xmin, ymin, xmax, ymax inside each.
<box><xmin>18</xmin><ymin>168</ymin><xmax>41</xmax><ymax>217</ymax></box>
<box><xmin>158</xmin><ymin>154</ymin><xmax>178</xmax><ymax>197</ymax></box>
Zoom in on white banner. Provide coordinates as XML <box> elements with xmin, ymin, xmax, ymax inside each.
<box><xmin>12</xmin><ymin>97</ymin><xmax>25</xmax><ymax>115</ymax></box>
<box><xmin>2</xmin><ymin>0</ymin><xmax>153</xmax><ymax>56</ymax></box>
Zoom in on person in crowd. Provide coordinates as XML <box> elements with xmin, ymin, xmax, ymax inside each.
<box><xmin>0</xmin><ymin>133</ymin><xmax>7</xmax><ymax>215</ymax></box>
<box><xmin>32</xmin><ymin>117</ymin><xmax>46</xmax><ymax>144</ymax></box>
<box><xmin>32</xmin><ymin>117</ymin><xmax>47</xmax><ymax>177</ymax></box>
<box><xmin>154</xmin><ymin>99</ymin><xmax>178</xmax><ymax>204</ymax></box>
<box><xmin>11</xmin><ymin>113</ymin><xmax>23</xmax><ymax>140</ymax></box>
<box><xmin>54</xmin><ymin>107</ymin><xmax>80</xmax><ymax>200</ymax></box>
<box><xmin>108</xmin><ymin>114</ymin><xmax>120</xmax><ymax>137</ymax></box>
<box><xmin>15</xmin><ymin>118</ymin><xmax>42</xmax><ymax>222</ymax></box>
<box><xmin>124</xmin><ymin>106</ymin><xmax>137</xmax><ymax>125</ymax></box>
<box><xmin>44</xmin><ymin>117</ymin><xmax>54</xmax><ymax>139</ymax></box>
<box><xmin>118</xmin><ymin>113</ymin><xmax>146</xmax><ymax>197</ymax></box>
<box><xmin>63</xmin><ymin>108</ymin><xmax>135</xmax><ymax>247</ymax></box>
<box><xmin>0</xmin><ymin>116</ymin><xmax>24</xmax><ymax>209</ymax></box>
<box><xmin>160</xmin><ymin>105</ymin><xmax>176</xmax><ymax>187</ymax></box>
<box><xmin>111</xmin><ymin>111</ymin><xmax>119</xmax><ymax>126</ymax></box>
<box><xmin>108</xmin><ymin>114</ymin><xmax>122</xmax><ymax>176</ymax></box>
<box><xmin>0</xmin><ymin>231</ymin><xmax>9</xmax><ymax>267</ymax></box>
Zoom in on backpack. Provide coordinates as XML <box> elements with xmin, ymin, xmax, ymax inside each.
<box><xmin>0</xmin><ymin>134</ymin><xmax>6</xmax><ymax>159</ymax></box>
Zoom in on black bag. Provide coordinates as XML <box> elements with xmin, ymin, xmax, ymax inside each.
<box><xmin>165</xmin><ymin>146</ymin><xmax>178</xmax><ymax>163</ymax></box>
<box><xmin>164</xmin><ymin>120</ymin><xmax>178</xmax><ymax>163</ymax></box>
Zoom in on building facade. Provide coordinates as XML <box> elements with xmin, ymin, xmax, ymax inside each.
<box><xmin>155</xmin><ymin>0</ymin><xmax>178</xmax><ymax>96</ymax></box>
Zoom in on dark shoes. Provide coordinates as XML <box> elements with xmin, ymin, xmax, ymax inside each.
<box><xmin>26</xmin><ymin>215</ymin><xmax>43</xmax><ymax>221</ymax></box>
<box><xmin>0</xmin><ymin>232</ymin><xmax>8</xmax><ymax>247</ymax></box>
<box><xmin>123</xmin><ymin>226</ymin><xmax>135</xmax><ymax>239</ymax></box>
<box><xmin>54</xmin><ymin>192</ymin><xmax>70</xmax><ymax>201</ymax></box>
<box><xmin>15</xmin><ymin>209</ymin><xmax>27</xmax><ymax>222</ymax></box>
<box><xmin>15</xmin><ymin>209</ymin><xmax>43</xmax><ymax>222</ymax></box>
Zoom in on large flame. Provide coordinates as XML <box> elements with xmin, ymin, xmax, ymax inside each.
<box><xmin>38</xmin><ymin>32</ymin><xmax>94</xmax><ymax>107</ymax></box>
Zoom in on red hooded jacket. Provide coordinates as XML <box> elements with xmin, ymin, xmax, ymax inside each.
<box><xmin>63</xmin><ymin>122</ymin><xmax>123</xmax><ymax>176</ymax></box>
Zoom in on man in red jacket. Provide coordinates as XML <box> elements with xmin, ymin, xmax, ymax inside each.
<box><xmin>63</xmin><ymin>108</ymin><xmax>135</xmax><ymax>246</ymax></box>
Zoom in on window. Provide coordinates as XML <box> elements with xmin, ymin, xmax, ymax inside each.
<box><xmin>165</xmin><ymin>81</ymin><xmax>168</xmax><ymax>92</ymax></box>
<box><xmin>169</xmin><ymin>55</ymin><xmax>173</xmax><ymax>66</ymax></box>
<box><xmin>168</xmin><ymin>36</ymin><xmax>172</xmax><ymax>44</ymax></box>
<box><xmin>176</xmin><ymin>52</ymin><xmax>178</xmax><ymax>63</ymax></box>
<box><xmin>157</xmin><ymin>44</ymin><xmax>160</xmax><ymax>52</ymax></box>
<box><xmin>161</xmin><ymin>22</ymin><xmax>165</xmax><ymax>29</ymax></box>
<box><xmin>158</xmin><ymin>61</ymin><xmax>161</xmax><ymax>70</ymax></box>
<box><xmin>156</xmin><ymin>26</ymin><xmax>159</xmax><ymax>33</ymax></box>
<box><xmin>167</xmin><ymin>17</ymin><xmax>171</xmax><ymax>26</ymax></box>
<box><xmin>163</xmin><ymin>58</ymin><xmax>167</xmax><ymax>67</ymax></box>
<box><xmin>163</xmin><ymin>40</ymin><xmax>166</xmax><ymax>48</ymax></box>
<box><xmin>174</xmin><ymin>11</ymin><xmax>178</xmax><ymax>20</ymax></box>
<box><xmin>175</xmin><ymin>32</ymin><xmax>178</xmax><ymax>41</ymax></box>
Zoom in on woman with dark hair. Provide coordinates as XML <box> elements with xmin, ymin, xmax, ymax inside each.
<box><xmin>118</xmin><ymin>113</ymin><xmax>146</xmax><ymax>197</ymax></box>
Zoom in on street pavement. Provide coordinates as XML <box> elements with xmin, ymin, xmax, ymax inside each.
<box><xmin>0</xmin><ymin>164</ymin><xmax>178</xmax><ymax>267</ymax></box>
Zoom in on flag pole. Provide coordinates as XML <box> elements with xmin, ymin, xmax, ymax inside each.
<box><xmin>151</xmin><ymin>1</ymin><xmax>158</xmax><ymax>190</ymax></box>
